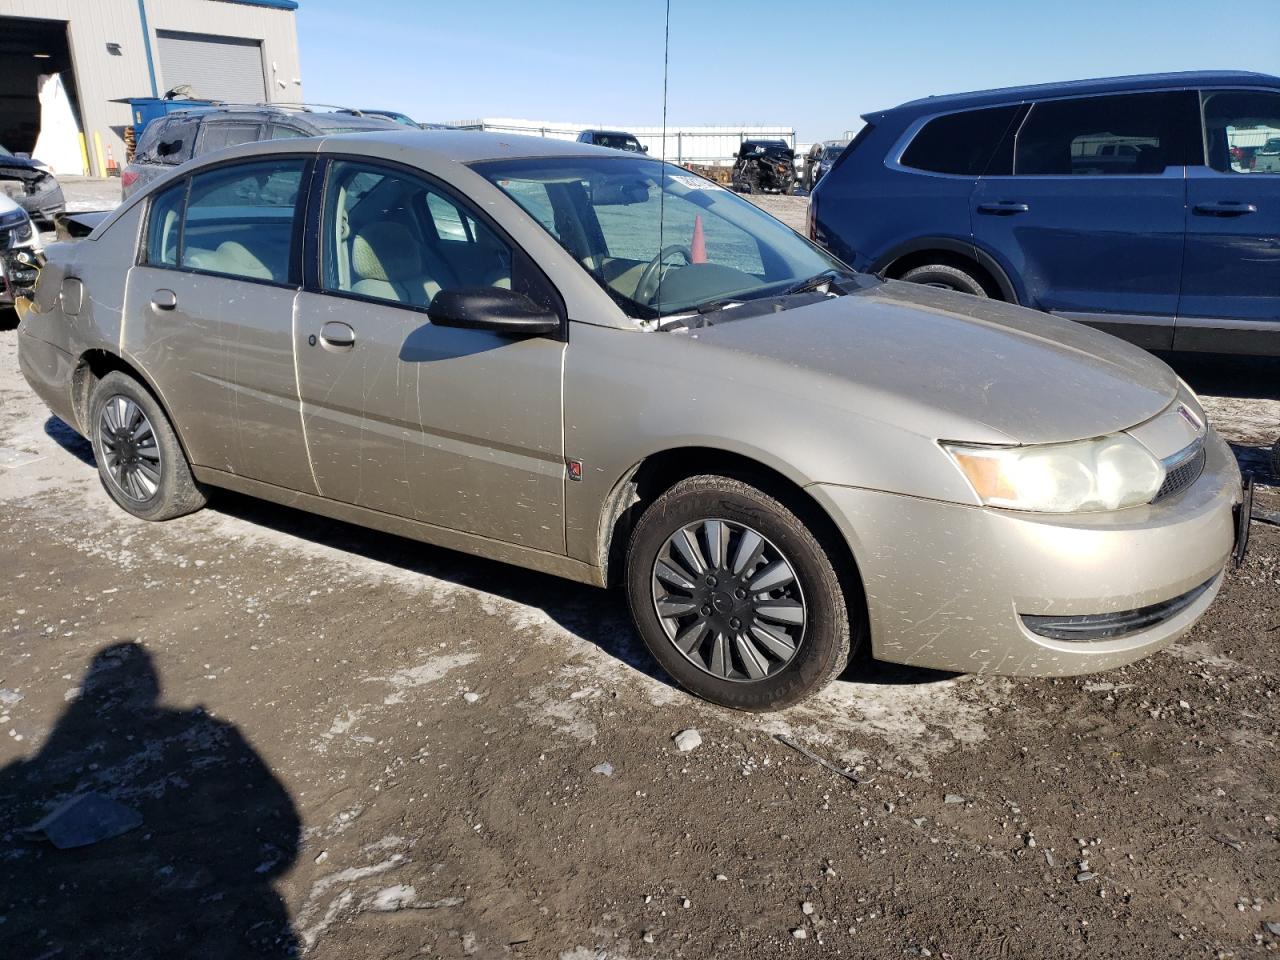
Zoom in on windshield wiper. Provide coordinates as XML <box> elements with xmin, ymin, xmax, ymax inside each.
<box><xmin>782</xmin><ymin>270</ymin><xmax>847</xmax><ymax>296</ymax></box>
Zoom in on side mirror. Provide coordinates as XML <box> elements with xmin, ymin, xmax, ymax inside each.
<box><xmin>428</xmin><ymin>287</ymin><xmax>560</xmax><ymax>337</ymax></box>
<box><xmin>641</xmin><ymin>145</ymin><xmax>649</xmax><ymax>153</ymax></box>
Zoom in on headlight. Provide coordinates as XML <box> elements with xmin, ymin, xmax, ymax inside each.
<box><xmin>943</xmin><ymin>435</ymin><xmax>1166</xmax><ymax>513</ymax></box>
<box><xmin>14</xmin><ymin>219</ymin><xmax>33</xmax><ymax>242</ymax></box>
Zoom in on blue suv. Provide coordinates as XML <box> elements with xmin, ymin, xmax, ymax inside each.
<box><xmin>810</xmin><ymin>71</ymin><xmax>1280</xmax><ymax>355</ymax></box>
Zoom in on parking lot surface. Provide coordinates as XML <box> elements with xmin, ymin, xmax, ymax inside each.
<box><xmin>0</xmin><ymin>183</ymin><xmax>1278</xmax><ymax>959</ymax></box>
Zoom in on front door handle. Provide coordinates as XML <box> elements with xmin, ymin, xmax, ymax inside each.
<box><xmin>319</xmin><ymin>320</ymin><xmax>356</xmax><ymax>350</ymax></box>
<box><xmin>150</xmin><ymin>289</ymin><xmax>177</xmax><ymax>311</ymax></box>
<box><xmin>1193</xmin><ymin>200</ymin><xmax>1258</xmax><ymax>217</ymax></box>
<box><xmin>976</xmin><ymin>201</ymin><xmax>1030</xmax><ymax>215</ymax></box>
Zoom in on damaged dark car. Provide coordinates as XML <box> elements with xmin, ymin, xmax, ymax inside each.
<box><xmin>730</xmin><ymin>139</ymin><xmax>796</xmax><ymax>195</ymax></box>
<box><xmin>0</xmin><ymin>144</ymin><xmax>65</xmax><ymax>223</ymax></box>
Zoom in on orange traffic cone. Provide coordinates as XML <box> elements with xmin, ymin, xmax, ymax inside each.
<box><xmin>691</xmin><ymin>214</ymin><xmax>706</xmax><ymax>264</ymax></box>
<box><xmin>106</xmin><ymin>145</ymin><xmax>119</xmax><ymax>177</ymax></box>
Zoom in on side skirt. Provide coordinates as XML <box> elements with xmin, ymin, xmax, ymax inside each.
<box><xmin>190</xmin><ymin>466</ymin><xmax>606</xmax><ymax>588</ymax></box>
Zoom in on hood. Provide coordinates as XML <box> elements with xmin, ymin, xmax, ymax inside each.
<box><xmin>688</xmin><ymin>280</ymin><xmax>1179</xmax><ymax>445</ymax></box>
<box><xmin>0</xmin><ymin>153</ymin><xmax>48</xmax><ymax>174</ymax></box>
<box><xmin>0</xmin><ymin>193</ymin><xmax>23</xmax><ymax>217</ymax></box>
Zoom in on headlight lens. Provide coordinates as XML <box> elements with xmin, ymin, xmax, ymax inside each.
<box><xmin>943</xmin><ymin>435</ymin><xmax>1166</xmax><ymax>513</ymax></box>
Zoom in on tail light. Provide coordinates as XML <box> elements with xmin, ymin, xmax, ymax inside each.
<box><xmin>121</xmin><ymin>170</ymin><xmax>139</xmax><ymax>189</ymax></box>
<box><xmin>807</xmin><ymin>191</ymin><xmax>818</xmax><ymax>242</ymax></box>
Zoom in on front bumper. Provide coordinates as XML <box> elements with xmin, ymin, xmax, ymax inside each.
<box><xmin>811</xmin><ymin>429</ymin><xmax>1241</xmax><ymax>676</ymax></box>
<box><xmin>2</xmin><ymin>175</ymin><xmax>65</xmax><ymax>222</ymax></box>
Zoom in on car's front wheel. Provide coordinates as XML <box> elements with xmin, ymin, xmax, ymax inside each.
<box><xmin>899</xmin><ymin>263</ymin><xmax>989</xmax><ymax>298</ymax></box>
<box><xmin>89</xmin><ymin>371</ymin><xmax>206</xmax><ymax>521</ymax></box>
<box><xmin>625</xmin><ymin>475</ymin><xmax>856</xmax><ymax>711</ymax></box>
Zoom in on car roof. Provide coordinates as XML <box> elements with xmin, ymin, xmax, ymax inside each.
<box><xmin>874</xmin><ymin>70</ymin><xmax>1280</xmax><ymax>120</ymax></box>
<box><xmin>157</xmin><ymin>105</ymin><xmax>400</xmax><ymax>131</ymax></box>
<box><xmin>583</xmin><ymin>129</ymin><xmax>638</xmax><ymax>137</ymax></box>
<box><xmin>294</xmin><ymin>128</ymin><xmax>641</xmax><ymax>163</ymax></box>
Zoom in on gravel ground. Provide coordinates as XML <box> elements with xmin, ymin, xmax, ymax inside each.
<box><xmin>0</xmin><ymin>183</ymin><xmax>1278</xmax><ymax>960</ymax></box>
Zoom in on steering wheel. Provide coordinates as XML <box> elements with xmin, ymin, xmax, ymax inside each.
<box><xmin>634</xmin><ymin>244</ymin><xmax>692</xmax><ymax>306</ymax></box>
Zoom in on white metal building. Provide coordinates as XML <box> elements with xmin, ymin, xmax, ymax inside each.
<box><xmin>0</xmin><ymin>0</ymin><xmax>303</xmax><ymax>176</ymax></box>
<box><xmin>449</xmin><ymin>118</ymin><xmax>797</xmax><ymax>167</ymax></box>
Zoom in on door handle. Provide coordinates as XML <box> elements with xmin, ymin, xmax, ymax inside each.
<box><xmin>318</xmin><ymin>320</ymin><xmax>356</xmax><ymax>350</ymax></box>
<box><xmin>1193</xmin><ymin>201</ymin><xmax>1257</xmax><ymax>217</ymax></box>
<box><xmin>976</xmin><ymin>202</ymin><xmax>1030</xmax><ymax>215</ymax></box>
<box><xmin>150</xmin><ymin>289</ymin><xmax>178</xmax><ymax>311</ymax></box>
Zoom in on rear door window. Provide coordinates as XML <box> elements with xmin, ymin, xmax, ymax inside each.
<box><xmin>900</xmin><ymin>105</ymin><xmax>1024</xmax><ymax>176</ymax></box>
<box><xmin>1202</xmin><ymin>90</ymin><xmax>1280</xmax><ymax>173</ymax></box>
<box><xmin>179</xmin><ymin>159</ymin><xmax>306</xmax><ymax>284</ymax></box>
<box><xmin>144</xmin><ymin>117</ymin><xmax>199</xmax><ymax>164</ymax></box>
<box><xmin>197</xmin><ymin>121</ymin><xmax>264</xmax><ymax>156</ymax></box>
<box><xmin>1014</xmin><ymin>92</ymin><xmax>1201</xmax><ymax>176</ymax></box>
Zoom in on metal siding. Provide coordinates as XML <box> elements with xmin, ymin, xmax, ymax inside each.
<box><xmin>156</xmin><ymin>29</ymin><xmax>266</xmax><ymax>101</ymax></box>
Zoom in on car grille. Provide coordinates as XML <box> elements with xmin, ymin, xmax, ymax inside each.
<box><xmin>1154</xmin><ymin>442</ymin><xmax>1206</xmax><ymax>503</ymax></box>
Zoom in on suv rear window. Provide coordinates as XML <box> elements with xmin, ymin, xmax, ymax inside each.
<box><xmin>139</xmin><ymin>117</ymin><xmax>199</xmax><ymax>165</ymax></box>
<box><xmin>1014</xmin><ymin>91</ymin><xmax>1201</xmax><ymax>175</ymax></box>
<box><xmin>900</xmin><ymin>105</ymin><xmax>1023</xmax><ymax>176</ymax></box>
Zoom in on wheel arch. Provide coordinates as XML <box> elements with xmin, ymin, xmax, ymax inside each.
<box><xmin>596</xmin><ymin>447</ymin><xmax>868</xmax><ymax>636</ymax></box>
<box><xmin>71</xmin><ymin>349</ymin><xmax>196</xmax><ymax>465</ymax></box>
<box><xmin>873</xmin><ymin>237</ymin><xmax>1020</xmax><ymax>303</ymax></box>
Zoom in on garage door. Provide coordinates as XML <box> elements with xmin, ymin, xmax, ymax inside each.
<box><xmin>156</xmin><ymin>30</ymin><xmax>266</xmax><ymax>103</ymax></box>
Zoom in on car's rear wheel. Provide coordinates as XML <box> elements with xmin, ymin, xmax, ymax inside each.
<box><xmin>899</xmin><ymin>263</ymin><xmax>989</xmax><ymax>298</ymax></box>
<box><xmin>89</xmin><ymin>371</ymin><xmax>206</xmax><ymax>521</ymax></box>
<box><xmin>625</xmin><ymin>475</ymin><xmax>855</xmax><ymax>711</ymax></box>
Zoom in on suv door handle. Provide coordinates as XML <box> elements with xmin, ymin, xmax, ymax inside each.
<box><xmin>150</xmin><ymin>289</ymin><xmax>178</xmax><ymax>311</ymax></box>
<box><xmin>976</xmin><ymin>202</ymin><xmax>1030</xmax><ymax>215</ymax></box>
<box><xmin>319</xmin><ymin>320</ymin><xmax>356</xmax><ymax>350</ymax></box>
<box><xmin>1193</xmin><ymin>201</ymin><xmax>1257</xmax><ymax>217</ymax></box>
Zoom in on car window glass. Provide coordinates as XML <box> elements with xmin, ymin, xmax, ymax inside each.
<box><xmin>591</xmin><ymin>179</ymin><xmax>766</xmax><ymax>276</ymax></box>
<box><xmin>1015</xmin><ymin>92</ymin><xmax>1199</xmax><ymax>176</ymax></box>
<box><xmin>424</xmin><ymin>191</ymin><xmax>477</xmax><ymax>242</ymax></box>
<box><xmin>497</xmin><ymin>179</ymin><xmax>560</xmax><ymax>240</ymax></box>
<box><xmin>146</xmin><ymin>117</ymin><xmax>199</xmax><ymax>164</ymax></box>
<box><xmin>144</xmin><ymin>180</ymin><xmax>187</xmax><ymax>266</ymax></box>
<box><xmin>321</xmin><ymin>159</ymin><xmax>513</xmax><ymax>308</ymax></box>
<box><xmin>1203</xmin><ymin>90</ymin><xmax>1280</xmax><ymax>174</ymax></box>
<box><xmin>179</xmin><ymin>159</ymin><xmax>306</xmax><ymax>283</ymax></box>
<box><xmin>198</xmin><ymin>121</ymin><xmax>263</xmax><ymax>155</ymax></box>
<box><xmin>481</xmin><ymin>157</ymin><xmax>845</xmax><ymax>319</ymax></box>
<box><xmin>901</xmin><ymin>105</ymin><xmax>1022</xmax><ymax>176</ymax></box>
<box><xmin>268</xmin><ymin>124</ymin><xmax>308</xmax><ymax>140</ymax></box>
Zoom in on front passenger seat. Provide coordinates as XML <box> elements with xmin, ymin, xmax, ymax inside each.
<box><xmin>350</xmin><ymin>222</ymin><xmax>457</xmax><ymax>306</ymax></box>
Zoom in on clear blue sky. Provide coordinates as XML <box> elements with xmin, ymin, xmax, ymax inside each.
<box><xmin>296</xmin><ymin>0</ymin><xmax>1278</xmax><ymax>143</ymax></box>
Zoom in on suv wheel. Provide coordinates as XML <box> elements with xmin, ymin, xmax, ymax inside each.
<box><xmin>89</xmin><ymin>371</ymin><xmax>206</xmax><ymax>521</ymax></box>
<box><xmin>899</xmin><ymin>263</ymin><xmax>989</xmax><ymax>298</ymax></box>
<box><xmin>625</xmin><ymin>475</ymin><xmax>856</xmax><ymax>711</ymax></box>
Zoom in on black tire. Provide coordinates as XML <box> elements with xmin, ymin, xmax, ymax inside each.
<box><xmin>625</xmin><ymin>475</ymin><xmax>857</xmax><ymax>711</ymax></box>
<box><xmin>899</xmin><ymin>263</ymin><xmax>989</xmax><ymax>298</ymax></box>
<box><xmin>1272</xmin><ymin>440</ymin><xmax>1280</xmax><ymax>480</ymax></box>
<box><xmin>88</xmin><ymin>370</ymin><xmax>206</xmax><ymax>521</ymax></box>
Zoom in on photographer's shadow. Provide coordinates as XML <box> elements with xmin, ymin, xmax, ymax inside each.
<box><xmin>0</xmin><ymin>642</ymin><xmax>300</xmax><ymax>959</ymax></box>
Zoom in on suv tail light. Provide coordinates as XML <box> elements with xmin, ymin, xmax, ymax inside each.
<box><xmin>120</xmin><ymin>170</ymin><xmax>139</xmax><ymax>189</ymax></box>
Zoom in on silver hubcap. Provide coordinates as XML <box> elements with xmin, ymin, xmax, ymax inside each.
<box><xmin>651</xmin><ymin>519</ymin><xmax>806</xmax><ymax>683</ymax></box>
<box><xmin>99</xmin><ymin>396</ymin><xmax>162</xmax><ymax>502</ymax></box>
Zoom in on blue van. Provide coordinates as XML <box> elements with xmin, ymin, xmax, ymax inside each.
<box><xmin>810</xmin><ymin>71</ymin><xmax>1280</xmax><ymax>355</ymax></box>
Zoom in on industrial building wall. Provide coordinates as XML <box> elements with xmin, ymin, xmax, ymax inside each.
<box><xmin>0</xmin><ymin>0</ymin><xmax>302</xmax><ymax>176</ymax></box>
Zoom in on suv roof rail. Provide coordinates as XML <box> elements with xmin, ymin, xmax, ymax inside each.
<box><xmin>164</xmin><ymin>101</ymin><xmax>367</xmax><ymax>117</ymax></box>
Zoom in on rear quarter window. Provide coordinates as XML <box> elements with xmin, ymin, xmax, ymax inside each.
<box><xmin>900</xmin><ymin>105</ymin><xmax>1024</xmax><ymax>176</ymax></box>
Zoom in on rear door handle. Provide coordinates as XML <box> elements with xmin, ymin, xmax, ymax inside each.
<box><xmin>318</xmin><ymin>320</ymin><xmax>356</xmax><ymax>350</ymax></box>
<box><xmin>150</xmin><ymin>289</ymin><xmax>177</xmax><ymax>311</ymax></box>
<box><xmin>976</xmin><ymin>201</ymin><xmax>1030</xmax><ymax>215</ymax></box>
<box><xmin>1193</xmin><ymin>201</ymin><xmax>1258</xmax><ymax>217</ymax></box>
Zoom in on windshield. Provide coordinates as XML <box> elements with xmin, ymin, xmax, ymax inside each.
<box><xmin>595</xmin><ymin>134</ymin><xmax>643</xmax><ymax>152</ymax></box>
<box><xmin>476</xmin><ymin>155</ymin><xmax>847</xmax><ymax>320</ymax></box>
